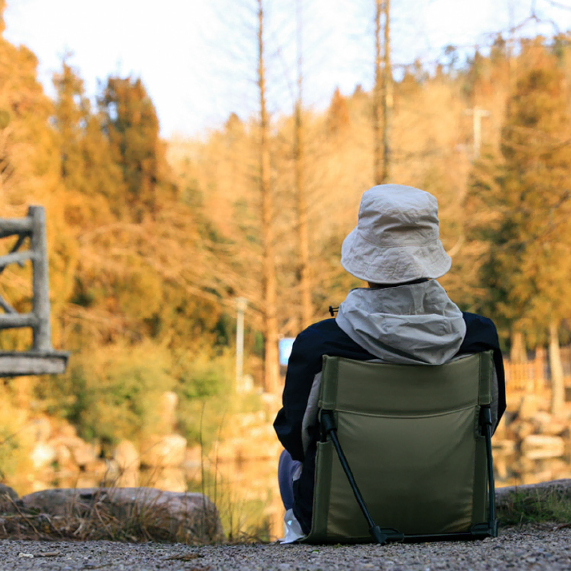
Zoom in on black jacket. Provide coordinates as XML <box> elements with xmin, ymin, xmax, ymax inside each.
<box><xmin>273</xmin><ymin>312</ymin><xmax>505</xmax><ymax>534</ymax></box>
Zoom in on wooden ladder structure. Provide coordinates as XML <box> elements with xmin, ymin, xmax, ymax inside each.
<box><xmin>0</xmin><ymin>206</ymin><xmax>69</xmax><ymax>376</ymax></box>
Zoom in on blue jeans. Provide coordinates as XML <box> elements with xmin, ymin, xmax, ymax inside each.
<box><xmin>278</xmin><ymin>449</ymin><xmax>302</xmax><ymax>511</ymax></box>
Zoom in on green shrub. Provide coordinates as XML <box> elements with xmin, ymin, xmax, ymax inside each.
<box><xmin>0</xmin><ymin>386</ymin><xmax>34</xmax><ymax>483</ymax></box>
<box><xmin>36</xmin><ymin>341</ymin><xmax>175</xmax><ymax>445</ymax></box>
<box><xmin>174</xmin><ymin>348</ymin><xmax>235</xmax><ymax>448</ymax></box>
<box><xmin>34</xmin><ymin>342</ymin><xmax>252</xmax><ymax>452</ymax></box>
<box><xmin>34</xmin><ymin>341</ymin><xmax>264</xmax><ymax>457</ymax></box>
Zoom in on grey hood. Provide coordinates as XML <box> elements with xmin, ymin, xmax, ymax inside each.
<box><xmin>335</xmin><ymin>280</ymin><xmax>466</xmax><ymax>365</ymax></box>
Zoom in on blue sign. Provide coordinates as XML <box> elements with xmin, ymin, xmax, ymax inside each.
<box><xmin>279</xmin><ymin>338</ymin><xmax>295</xmax><ymax>366</ymax></box>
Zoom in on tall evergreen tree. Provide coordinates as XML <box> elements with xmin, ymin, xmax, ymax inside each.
<box><xmin>99</xmin><ymin>77</ymin><xmax>173</xmax><ymax>222</ymax></box>
<box><xmin>53</xmin><ymin>60</ymin><xmax>88</xmax><ymax>193</ymax></box>
<box><xmin>53</xmin><ymin>60</ymin><xmax>124</xmax><ymax>213</ymax></box>
<box><xmin>470</xmin><ymin>42</ymin><xmax>571</xmax><ymax>414</ymax></box>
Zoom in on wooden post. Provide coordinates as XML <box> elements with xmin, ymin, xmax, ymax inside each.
<box><xmin>0</xmin><ymin>207</ymin><xmax>68</xmax><ymax>376</ymax></box>
<box><xmin>29</xmin><ymin>206</ymin><xmax>52</xmax><ymax>351</ymax></box>
<box><xmin>535</xmin><ymin>347</ymin><xmax>546</xmax><ymax>394</ymax></box>
<box><xmin>549</xmin><ymin>321</ymin><xmax>565</xmax><ymax>416</ymax></box>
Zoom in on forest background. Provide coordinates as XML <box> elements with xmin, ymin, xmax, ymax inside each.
<box><xmin>2</xmin><ymin>0</ymin><xmax>571</xmax><ymax>480</ymax></box>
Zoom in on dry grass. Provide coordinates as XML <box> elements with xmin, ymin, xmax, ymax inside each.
<box><xmin>0</xmin><ymin>487</ymin><xmax>223</xmax><ymax>545</ymax></box>
<box><xmin>6</xmin><ymin>483</ymin><xmax>571</xmax><ymax>544</ymax></box>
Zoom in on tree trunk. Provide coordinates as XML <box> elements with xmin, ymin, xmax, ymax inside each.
<box><xmin>510</xmin><ymin>329</ymin><xmax>525</xmax><ymax>363</ymax></box>
<box><xmin>257</xmin><ymin>0</ymin><xmax>279</xmax><ymax>394</ymax></box>
<box><xmin>373</xmin><ymin>0</ymin><xmax>382</xmax><ymax>185</ymax></box>
<box><xmin>295</xmin><ymin>0</ymin><xmax>311</xmax><ymax>330</ymax></box>
<box><xmin>549</xmin><ymin>321</ymin><xmax>565</xmax><ymax>417</ymax></box>
<box><xmin>374</xmin><ymin>0</ymin><xmax>392</xmax><ymax>185</ymax></box>
<box><xmin>381</xmin><ymin>0</ymin><xmax>392</xmax><ymax>183</ymax></box>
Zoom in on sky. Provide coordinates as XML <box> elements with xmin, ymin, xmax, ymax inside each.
<box><xmin>4</xmin><ymin>0</ymin><xmax>571</xmax><ymax>139</ymax></box>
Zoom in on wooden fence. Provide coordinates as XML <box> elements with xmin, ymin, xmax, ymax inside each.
<box><xmin>504</xmin><ymin>360</ymin><xmax>547</xmax><ymax>394</ymax></box>
<box><xmin>504</xmin><ymin>346</ymin><xmax>571</xmax><ymax>396</ymax></box>
<box><xmin>0</xmin><ymin>206</ymin><xmax>68</xmax><ymax>376</ymax></box>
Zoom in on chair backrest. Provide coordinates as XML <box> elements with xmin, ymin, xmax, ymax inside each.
<box><xmin>304</xmin><ymin>351</ymin><xmax>495</xmax><ymax>543</ymax></box>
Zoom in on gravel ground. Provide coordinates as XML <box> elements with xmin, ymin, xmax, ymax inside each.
<box><xmin>0</xmin><ymin>525</ymin><xmax>570</xmax><ymax>571</ymax></box>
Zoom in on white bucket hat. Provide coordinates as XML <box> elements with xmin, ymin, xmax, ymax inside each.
<box><xmin>341</xmin><ymin>184</ymin><xmax>451</xmax><ymax>284</ymax></box>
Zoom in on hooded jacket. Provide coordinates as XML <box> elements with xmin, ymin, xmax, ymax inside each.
<box><xmin>336</xmin><ymin>281</ymin><xmax>466</xmax><ymax>365</ymax></box>
<box><xmin>273</xmin><ymin>280</ymin><xmax>505</xmax><ymax>536</ymax></box>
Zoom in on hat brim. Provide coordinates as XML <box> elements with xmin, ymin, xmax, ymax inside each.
<box><xmin>341</xmin><ymin>227</ymin><xmax>452</xmax><ymax>284</ymax></box>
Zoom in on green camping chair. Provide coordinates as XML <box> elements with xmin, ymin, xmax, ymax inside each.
<box><xmin>303</xmin><ymin>351</ymin><xmax>497</xmax><ymax>544</ymax></box>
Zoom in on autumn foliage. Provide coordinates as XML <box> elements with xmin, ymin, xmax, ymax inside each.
<box><xmin>2</xmin><ymin>0</ymin><xmax>571</xmax><ymax>448</ymax></box>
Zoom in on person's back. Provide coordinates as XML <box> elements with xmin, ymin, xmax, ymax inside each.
<box><xmin>273</xmin><ymin>184</ymin><xmax>505</xmax><ymax>542</ymax></box>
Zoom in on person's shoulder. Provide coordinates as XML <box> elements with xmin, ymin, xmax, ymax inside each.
<box><xmin>291</xmin><ymin>317</ymin><xmax>374</xmax><ymax>366</ymax></box>
<box><xmin>462</xmin><ymin>311</ymin><xmax>497</xmax><ymax>332</ymax></box>
<box><xmin>294</xmin><ymin>318</ymin><xmax>340</xmax><ymax>343</ymax></box>
<box><xmin>461</xmin><ymin>312</ymin><xmax>500</xmax><ymax>348</ymax></box>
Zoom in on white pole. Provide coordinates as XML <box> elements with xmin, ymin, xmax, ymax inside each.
<box><xmin>235</xmin><ymin>297</ymin><xmax>248</xmax><ymax>391</ymax></box>
<box><xmin>465</xmin><ymin>107</ymin><xmax>490</xmax><ymax>159</ymax></box>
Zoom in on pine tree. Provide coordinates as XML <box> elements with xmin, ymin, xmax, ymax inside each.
<box><xmin>53</xmin><ymin>59</ymin><xmax>88</xmax><ymax>193</ymax></box>
<box><xmin>472</xmin><ymin>41</ymin><xmax>571</xmax><ymax>414</ymax></box>
<box><xmin>99</xmin><ymin>76</ymin><xmax>173</xmax><ymax>222</ymax></box>
<box><xmin>53</xmin><ymin>60</ymin><xmax>124</xmax><ymax>213</ymax></box>
<box><xmin>326</xmin><ymin>88</ymin><xmax>350</xmax><ymax>136</ymax></box>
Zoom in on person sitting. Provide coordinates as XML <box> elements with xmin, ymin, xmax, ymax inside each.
<box><xmin>273</xmin><ymin>183</ymin><xmax>505</xmax><ymax>543</ymax></box>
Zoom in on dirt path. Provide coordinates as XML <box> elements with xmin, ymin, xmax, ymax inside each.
<box><xmin>0</xmin><ymin>525</ymin><xmax>570</xmax><ymax>570</ymax></box>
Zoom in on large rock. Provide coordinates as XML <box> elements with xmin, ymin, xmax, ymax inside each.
<box><xmin>184</xmin><ymin>445</ymin><xmax>204</xmax><ymax>469</ymax></box>
<box><xmin>260</xmin><ymin>392</ymin><xmax>281</xmax><ymax>413</ymax></box>
<box><xmin>509</xmin><ymin>419</ymin><xmax>534</xmax><ymax>441</ymax></box>
<box><xmin>140</xmin><ymin>434</ymin><xmax>187</xmax><ymax>468</ymax></box>
<box><xmin>19</xmin><ymin>487</ymin><xmax>223</xmax><ymax>543</ymax></box>
<box><xmin>148</xmin><ymin>468</ymin><xmax>186</xmax><ymax>492</ymax></box>
<box><xmin>521</xmin><ymin>434</ymin><xmax>565</xmax><ymax>460</ymax></box>
<box><xmin>215</xmin><ymin>434</ymin><xmax>282</xmax><ymax>462</ymax></box>
<box><xmin>235</xmin><ymin>411</ymin><xmax>266</xmax><ymax>429</ymax></box>
<box><xmin>0</xmin><ymin>484</ymin><xmax>18</xmax><ymax>514</ymax></box>
<box><xmin>525</xmin><ymin>411</ymin><xmax>569</xmax><ymax>437</ymax></box>
<box><xmin>539</xmin><ymin>419</ymin><xmax>570</xmax><ymax>437</ymax></box>
<box><xmin>492</xmin><ymin>439</ymin><xmax>516</xmax><ymax>454</ymax></box>
<box><xmin>109</xmin><ymin>440</ymin><xmax>140</xmax><ymax>488</ymax></box>
<box><xmin>54</xmin><ymin>443</ymin><xmax>75</xmax><ymax>470</ymax></box>
<box><xmin>53</xmin><ymin>436</ymin><xmax>100</xmax><ymax>469</ymax></box>
<box><xmin>23</xmin><ymin>416</ymin><xmax>52</xmax><ymax>444</ymax></box>
<box><xmin>158</xmin><ymin>392</ymin><xmax>178</xmax><ymax>433</ymax></box>
<box><xmin>518</xmin><ymin>395</ymin><xmax>540</xmax><ymax>420</ymax></box>
<box><xmin>530</xmin><ymin>410</ymin><xmax>552</xmax><ymax>431</ymax></box>
<box><xmin>30</xmin><ymin>442</ymin><xmax>57</xmax><ymax>470</ymax></box>
<box><xmin>113</xmin><ymin>439</ymin><xmax>140</xmax><ymax>471</ymax></box>
<box><xmin>70</xmin><ymin>441</ymin><xmax>99</xmax><ymax>468</ymax></box>
<box><xmin>114</xmin><ymin>466</ymin><xmax>139</xmax><ymax>488</ymax></box>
